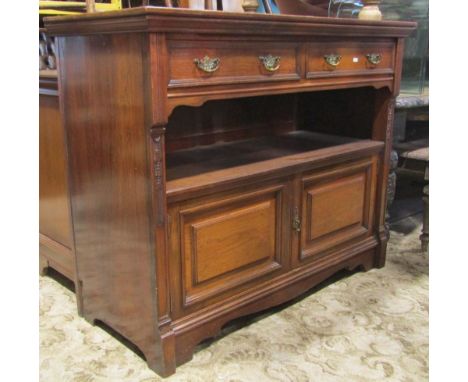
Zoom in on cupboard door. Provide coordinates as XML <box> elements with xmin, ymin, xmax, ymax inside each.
<box><xmin>295</xmin><ymin>157</ymin><xmax>377</xmax><ymax>264</ymax></box>
<box><xmin>168</xmin><ymin>179</ymin><xmax>290</xmax><ymax>317</ymax></box>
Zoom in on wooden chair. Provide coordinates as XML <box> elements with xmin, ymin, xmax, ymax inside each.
<box><xmin>400</xmin><ymin>147</ymin><xmax>429</xmax><ymax>252</ymax></box>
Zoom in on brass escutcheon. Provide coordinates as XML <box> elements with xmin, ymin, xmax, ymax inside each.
<box><xmin>292</xmin><ymin>207</ymin><xmax>301</xmax><ymax>232</ymax></box>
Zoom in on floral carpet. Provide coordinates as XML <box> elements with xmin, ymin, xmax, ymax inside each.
<box><xmin>40</xmin><ymin>225</ymin><xmax>428</xmax><ymax>381</ymax></box>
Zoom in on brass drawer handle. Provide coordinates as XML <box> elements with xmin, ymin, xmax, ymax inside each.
<box><xmin>194</xmin><ymin>56</ymin><xmax>221</xmax><ymax>73</ymax></box>
<box><xmin>366</xmin><ymin>53</ymin><xmax>382</xmax><ymax>65</ymax></box>
<box><xmin>292</xmin><ymin>207</ymin><xmax>301</xmax><ymax>232</ymax></box>
<box><xmin>259</xmin><ymin>54</ymin><xmax>281</xmax><ymax>72</ymax></box>
<box><xmin>324</xmin><ymin>54</ymin><xmax>342</xmax><ymax>67</ymax></box>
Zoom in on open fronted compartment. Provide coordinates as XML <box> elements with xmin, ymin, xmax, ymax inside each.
<box><xmin>166</xmin><ymin>87</ymin><xmax>382</xmax><ymax>200</ymax></box>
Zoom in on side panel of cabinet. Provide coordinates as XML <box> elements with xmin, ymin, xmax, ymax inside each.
<box><xmin>168</xmin><ymin>179</ymin><xmax>291</xmax><ymax>317</ymax></box>
<box><xmin>294</xmin><ymin>157</ymin><xmax>378</xmax><ymax>265</ymax></box>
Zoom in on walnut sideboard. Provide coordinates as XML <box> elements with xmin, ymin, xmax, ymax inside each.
<box><xmin>45</xmin><ymin>8</ymin><xmax>415</xmax><ymax>377</ymax></box>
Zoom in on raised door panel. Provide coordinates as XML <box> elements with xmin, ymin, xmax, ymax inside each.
<box><xmin>306</xmin><ymin>173</ymin><xmax>365</xmax><ymax>240</ymax></box>
<box><xmin>297</xmin><ymin>157</ymin><xmax>377</xmax><ymax>264</ymax></box>
<box><xmin>188</xmin><ymin>199</ymin><xmax>277</xmax><ymax>284</ymax></box>
<box><xmin>169</xmin><ymin>180</ymin><xmax>290</xmax><ymax>316</ymax></box>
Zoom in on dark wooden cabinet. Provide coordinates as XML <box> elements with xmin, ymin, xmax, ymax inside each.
<box><xmin>45</xmin><ymin>7</ymin><xmax>415</xmax><ymax>377</ymax></box>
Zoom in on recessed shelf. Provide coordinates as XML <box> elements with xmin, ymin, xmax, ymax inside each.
<box><xmin>166</xmin><ymin>130</ymin><xmax>383</xmax><ymax>200</ymax></box>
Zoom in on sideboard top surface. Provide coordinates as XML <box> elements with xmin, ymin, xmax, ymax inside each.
<box><xmin>45</xmin><ymin>6</ymin><xmax>416</xmax><ymax>37</ymax></box>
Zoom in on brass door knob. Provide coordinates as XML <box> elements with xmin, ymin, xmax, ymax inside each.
<box><xmin>324</xmin><ymin>54</ymin><xmax>342</xmax><ymax>68</ymax></box>
<box><xmin>259</xmin><ymin>55</ymin><xmax>281</xmax><ymax>72</ymax></box>
<box><xmin>194</xmin><ymin>56</ymin><xmax>221</xmax><ymax>73</ymax></box>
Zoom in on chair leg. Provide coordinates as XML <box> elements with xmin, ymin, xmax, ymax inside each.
<box><xmin>420</xmin><ymin>184</ymin><xmax>429</xmax><ymax>252</ymax></box>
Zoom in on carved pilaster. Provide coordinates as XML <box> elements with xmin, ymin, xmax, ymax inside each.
<box><xmin>386</xmin><ymin>98</ymin><xmax>396</xmax><ymax>147</ymax></box>
<box><xmin>149</xmin><ymin>126</ymin><xmax>173</xmax><ymax>342</ymax></box>
<box><xmin>373</xmin><ymin>92</ymin><xmax>396</xmax><ymax>268</ymax></box>
<box><xmin>151</xmin><ymin>128</ymin><xmax>167</xmax><ymax>226</ymax></box>
<box><xmin>383</xmin><ymin>97</ymin><xmax>396</xmax><ymax>233</ymax></box>
<box><xmin>386</xmin><ymin>150</ymin><xmax>398</xmax><ymax>224</ymax></box>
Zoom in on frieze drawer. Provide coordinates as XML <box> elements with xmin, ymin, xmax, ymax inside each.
<box><xmin>168</xmin><ymin>40</ymin><xmax>301</xmax><ymax>88</ymax></box>
<box><xmin>306</xmin><ymin>40</ymin><xmax>395</xmax><ymax>79</ymax></box>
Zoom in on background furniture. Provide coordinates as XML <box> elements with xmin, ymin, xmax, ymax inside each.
<box><xmin>384</xmin><ymin>94</ymin><xmax>428</xmax><ymax>222</ymax></box>
<box><xmin>380</xmin><ymin>0</ymin><xmax>428</xmax><ymax>95</ymax></box>
<box><xmin>399</xmin><ymin>147</ymin><xmax>429</xmax><ymax>251</ymax></box>
<box><xmin>394</xmin><ymin>95</ymin><xmax>429</xmax><ymax>143</ymax></box>
<box><xmin>39</xmin><ymin>71</ymin><xmax>76</xmax><ymax>284</ymax></box>
<box><xmin>39</xmin><ymin>2</ymin><xmax>123</xmax><ymax>292</ymax></box>
<box><xmin>39</xmin><ymin>0</ymin><xmax>122</xmax><ymax>16</ymax></box>
<box><xmin>45</xmin><ymin>7</ymin><xmax>415</xmax><ymax>376</ymax></box>
<box><xmin>422</xmin><ymin>166</ymin><xmax>428</xmax><ymax>251</ymax></box>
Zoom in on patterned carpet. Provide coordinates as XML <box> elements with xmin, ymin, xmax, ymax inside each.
<box><xmin>40</xmin><ymin>224</ymin><xmax>428</xmax><ymax>381</ymax></box>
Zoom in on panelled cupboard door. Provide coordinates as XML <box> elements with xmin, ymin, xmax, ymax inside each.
<box><xmin>294</xmin><ymin>157</ymin><xmax>378</xmax><ymax>265</ymax></box>
<box><xmin>168</xmin><ymin>178</ymin><xmax>292</xmax><ymax>318</ymax></box>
